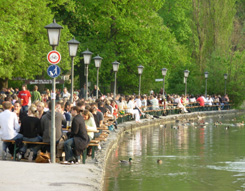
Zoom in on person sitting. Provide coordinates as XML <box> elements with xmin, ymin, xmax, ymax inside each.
<box><xmin>19</xmin><ymin>104</ymin><xmax>42</xmax><ymax>161</ymax></box>
<box><xmin>35</xmin><ymin>101</ymin><xmax>46</xmax><ymax>119</ymax></box>
<box><xmin>150</xmin><ymin>95</ymin><xmax>159</xmax><ymax>110</ymax></box>
<box><xmin>41</xmin><ymin>101</ymin><xmax>66</xmax><ymax>151</ymax></box>
<box><xmin>82</xmin><ymin>109</ymin><xmax>97</xmax><ymax>141</ymax></box>
<box><xmin>176</xmin><ymin>95</ymin><xmax>188</xmax><ymax>113</ymax></box>
<box><xmin>196</xmin><ymin>95</ymin><xmax>205</xmax><ymax>107</ymax></box>
<box><xmin>64</xmin><ymin>106</ymin><xmax>90</xmax><ymax>163</ymax></box>
<box><xmin>126</xmin><ymin>96</ymin><xmax>141</xmax><ymax>123</ymax></box>
<box><xmin>0</xmin><ymin>101</ymin><xmax>23</xmax><ymax>160</ymax></box>
<box><xmin>13</xmin><ymin>101</ymin><xmax>27</xmax><ymax>123</ymax></box>
<box><xmin>82</xmin><ymin>109</ymin><xmax>98</xmax><ymax>156</ymax></box>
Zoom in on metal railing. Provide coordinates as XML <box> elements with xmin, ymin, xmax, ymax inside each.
<box><xmin>117</xmin><ymin>102</ymin><xmax>232</xmax><ymax>124</ymax></box>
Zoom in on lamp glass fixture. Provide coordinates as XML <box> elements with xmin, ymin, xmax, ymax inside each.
<box><xmin>112</xmin><ymin>61</ymin><xmax>120</xmax><ymax>72</ymax></box>
<box><xmin>138</xmin><ymin>65</ymin><xmax>144</xmax><ymax>75</ymax></box>
<box><xmin>162</xmin><ymin>68</ymin><xmax>167</xmax><ymax>76</ymax></box>
<box><xmin>224</xmin><ymin>73</ymin><xmax>228</xmax><ymax>80</ymax></box>
<box><xmin>184</xmin><ymin>70</ymin><xmax>189</xmax><ymax>78</ymax></box>
<box><xmin>44</xmin><ymin>19</ymin><xmax>63</xmax><ymax>47</ymax></box>
<box><xmin>93</xmin><ymin>55</ymin><xmax>103</xmax><ymax>68</ymax></box>
<box><xmin>205</xmin><ymin>71</ymin><xmax>209</xmax><ymax>79</ymax></box>
<box><xmin>82</xmin><ymin>49</ymin><xmax>93</xmax><ymax>65</ymax></box>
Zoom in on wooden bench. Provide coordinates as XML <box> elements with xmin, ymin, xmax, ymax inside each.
<box><xmin>2</xmin><ymin>139</ymin><xmax>100</xmax><ymax>164</ymax></box>
<box><xmin>82</xmin><ymin>140</ymin><xmax>100</xmax><ymax>164</ymax></box>
<box><xmin>2</xmin><ymin>140</ymin><xmax>49</xmax><ymax>161</ymax></box>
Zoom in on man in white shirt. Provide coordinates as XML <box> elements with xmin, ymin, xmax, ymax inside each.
<box><xmin>135</xmin><ymin>95</ymin><xmax>142</xmax><ymax>108</ymax></box>
<box><xmin>150</xmin><ymin>95</ymin><xmax>159</xmax><ymax>110</ymax></box>
<box><xmin>0</xmin><ymin>101</ymin><xmax>23</xmax><ymax>159</ymax></box>
<box><xmin>61</xmin><ymin>87</ymin><xmax>71</xmax><ymax>100</ymax></box>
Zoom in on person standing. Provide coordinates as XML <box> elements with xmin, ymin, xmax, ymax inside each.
<box><xmin>18</xmin><ymin>84</ymin><xmax>31</xmax><ymax>113</ymax></box>
<box><xmin>31</xmin><ymin>85</ymin><xmax>42</xmax><ymax>103</ymax></box>
<box><xmin>0</xmin><ymin>101</ymin><xmax>23</xmax><ymax>160</ymax></box>
<box><xmin>64</xmin><ymin>106</ymin><xmax>90</xmax><ymax>163</ymax></box>
<box><xmin>61</xmin><ymin>87</ymin><xmax>71</xmax><ymax>100</ymax></box>
<box><xmin>79</xmin><ymin>84</ymin><xmax>86</xmax><ymax>99</ymax></box>
<box><xmin>91</xmin><ymin>85</ymin><xmax>102</xmax><ymax>97</ymax></box>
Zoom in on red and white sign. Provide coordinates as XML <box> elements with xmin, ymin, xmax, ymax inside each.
<box><xmin>47</xmin><ymin>50</ymin><xmax>61</xmax><ymax>64</ymax></box>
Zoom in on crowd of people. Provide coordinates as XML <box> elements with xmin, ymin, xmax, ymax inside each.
<box><xmin>0</xmin><ymin>84</ymin><xmax>230</xmax><ymax>163</ymax></box>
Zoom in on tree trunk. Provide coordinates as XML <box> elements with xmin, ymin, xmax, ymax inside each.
<box><xmin>0</xmin><ymin>78</ymin><xmax>8</xmax><ymax>90</ymax></box>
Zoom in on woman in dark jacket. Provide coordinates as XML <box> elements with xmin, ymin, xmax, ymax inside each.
<box><xmin>64</xmin><ymin>106</ymin><xmax>90</xmax><ymax>163</ymax></box>
<box><xmin>18</xmin><ymin>104</ymin><xmax>42</xmax><ymax>161</ymax></box>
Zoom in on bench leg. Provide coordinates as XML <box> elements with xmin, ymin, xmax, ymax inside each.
<box><xmin>92</xmin><ymin>147</ymin><xmax>95</xmax><ymax>159</ymax></box>
<box><xmin>82</xmin><ymin>149</ymin><xmax>87</xmax><ymax>164</ymax></box>
<box><xmin>13</xmin><ymin>143</ymin><xmax>17</xmax><ymax>161</ymax></box>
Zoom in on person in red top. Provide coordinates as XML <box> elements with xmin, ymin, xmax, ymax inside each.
<box><xmin>196</xmin><ymin>95</ymin><xmax>205</xmax><ymax>106</ymax></box>
<box><xmin>18</xmin><ymin>84</ymin><xmax>31</xmax><ymax>113</ymax></box>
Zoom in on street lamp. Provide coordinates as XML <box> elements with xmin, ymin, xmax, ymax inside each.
<box><xmin>184</xmin><ymin>70</ymin><xmax>190</xmax><ymax>96</ymax></box>
<box><xmin>82</xmin><ymin>49</ymin><xmax>93</xmax><ymax>100</ymax></box>
<box><xmin>44</xmin><ymin>19</ymin><xmax>63</xmax><ymax>50</ymax></box>
<box><xmin>204</xmin><ymin>71</ymin><xmax>209</xmax><ymax>98</ymax></box>
<box><xmin>93</xmin><ymin>55</ymin><xmax>103</xmax><ymax>99</ymax></box>
<box><xmin>44</xmin><ymin>19</ymin><xmax>63</xmax><ymax>163</ymax></box>
<box><xmin>224</xmin><ymin>73</ymin><xmax>228</xmax><ymax>95</ymax></box>
<box><xmin>138</xmin><ymin>65</ymin><xmax>144</xmax><ymax>96</ymax></box>
<box><xmin>67</xmin><ymin>37</ymin><xmax>80</xmax><ymax>103</ymax></box>
<box><xmin>161</xmin><ymin>68</ymin><xmax>167</xmax><ymax>96</ymax></box>
<box><xmin>112</xmin><ymin>61</ymin><xmax>120</xmax><ymax>98</ymax></box>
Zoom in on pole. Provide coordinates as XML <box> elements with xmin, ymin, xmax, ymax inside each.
<box><xmin>185</xmin><ymin>78</ymin><xmax>187</xmax><ymax>96</ymax></box>
<box><xmin>114</xmin><ymin>72</ymin><xmax>117</xmax><ymax>99</ymax></box>
<box><xmin>138</xmin><ymin>74</ymin><xmax>141</xmax><ymax>97</ymax></box>
<box><xmin>162</xmin><ymin>76</ymin><xmax>165</xmax><ymax>96</ymax></box>
<box><xmin>51</xmin><ymin>45</ymin><xmax>56</xmax><ymax>163</ymax></box>
<box><xmin>70</xmin><ymin>56</ymin><xmax>74</xmax><ymax>103</ymax></box>
<box><xmin>225</xmin><ymin>79</ymin><xmax>227</xmax><ymax>95</ymax></box>
<box><xmin>85</xmin><ymin>65</ymin><xmax>88</xmax><ymax>100</ymax></box>
<box><xmin>96</xmin><ymin>67</ymin><xmax>99</xmax><ymax>99</ymax></box>
<box><xmin>205</xmin><ymin>78</ymin><xmax>207</xmax><ymax>98</ymax></box>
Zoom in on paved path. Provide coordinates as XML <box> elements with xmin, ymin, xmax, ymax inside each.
<box><xmin>0</xmin><ymin>142</ymin><xmax>102</xmax><ymax>191</ymax></box>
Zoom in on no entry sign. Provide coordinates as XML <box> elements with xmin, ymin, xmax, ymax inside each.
<box><xmin>47</xmin><ymin>50</ymin><xmax>61</xmax><ymax>64</ymax></box>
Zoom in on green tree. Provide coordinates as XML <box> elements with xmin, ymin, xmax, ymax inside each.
<box><xmin>0</xmin><ymin>0</ymin><xmax>72</xmax><ymax>89</ymax></box>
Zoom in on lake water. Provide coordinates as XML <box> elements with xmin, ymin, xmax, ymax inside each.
<box><xmin>104</xmin><ymin>113</ymin><xmax>245</xmax><ymax>191</ymax></box>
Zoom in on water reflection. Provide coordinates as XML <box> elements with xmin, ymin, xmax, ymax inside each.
<box><xmin>104</xmin><ymin>114</ymin><xmax>245</xmax><ymax>191</ymax></box>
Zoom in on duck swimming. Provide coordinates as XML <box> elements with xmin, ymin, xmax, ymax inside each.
<box><xmin>157</xmin><ymin>159</ymin><xmax>163</xmax><ymax>164</ymax></box>
<box><xmin>120</xmin><ymin>158</ymin><xmax>133</xmax><ymax>164</ymax></box>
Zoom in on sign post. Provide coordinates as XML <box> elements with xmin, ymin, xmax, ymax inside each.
<box><xmin>47</xmin><ymin>50</ymin><xmax>61</xmax><ymax>163</ymax></box>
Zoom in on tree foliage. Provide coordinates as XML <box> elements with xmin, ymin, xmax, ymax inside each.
<box><xmin>0</xmin><ymin>0</ymin><xmax>244</xmax><ymax>105</ymax></box>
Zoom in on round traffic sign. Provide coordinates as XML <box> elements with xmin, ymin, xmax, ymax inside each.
<box><xmin>47</xmin><ymin>65</ymin><xmax>61</xmax><ymax>78</ymax></box>
<box><xmin>47</xmin><ymin>50</ymin><xmax>61</xmax><ymax>64</ymax></box>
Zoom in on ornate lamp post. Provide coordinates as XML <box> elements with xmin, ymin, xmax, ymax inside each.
<box><xmin>224</xmin><ymin>73</ymin><xmax>228</xmax><ymax>95</ymax></box>
<box><xmin>82</xmin><ymin>49</ymin><xmax>93</xmax><ymax>100</ymax></box>
<box><xmin>204</xmin><ymin>71</ymin><xmax>209</xmax><ymax>98</ymax></box>
<box><xmin>44</xmin><ymin>19</ymin><xmax>63</xmax><ymax>163</ymax></box>
<box><xmin>184</xmin><ymin>70</ymin><xmax>190</xmax><ymax>97</ymax></box>
<box><xmin>67</xmin><ymin>37</ymin><xmax>80</xmax><ymax>103</ymax></box>
<box><xmin>112</xmin><ymin>61</ymin><xmax>120</xmax><ymax>98</ymax></box>
<box><xmin>161</xmin><ymin>68</ymin><xmax>167</xmax><ymax>96</ymax></box>
<box><xmin>93</xmin><ymin>55</ymin><xmax>103</xmax><ymax>99</ymax></box>
<box><xmin>137</xmin><ymin>65</ymin><xmax>144</xmax><ymax>96</ymax></box>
